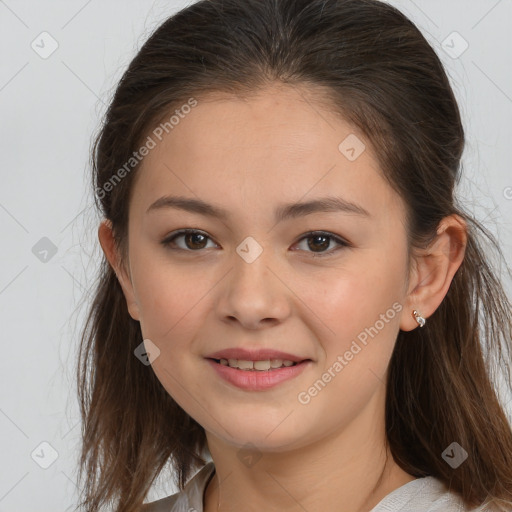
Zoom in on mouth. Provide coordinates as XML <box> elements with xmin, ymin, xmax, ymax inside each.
<box><xmin>206</xmin><ymin>357</ymin><xmax>312</xmax><ymax>390</ymax></box>
<box><xmin>208</xmin><ymin>357</ymin><xmax>310</xmax><ymax>371</ymax></box>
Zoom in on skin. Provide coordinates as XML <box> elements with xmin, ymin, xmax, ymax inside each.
<box><xmin>98</xmin><ymin>82</ymin><xmax>467</xmax><ymax>512</ymax></box>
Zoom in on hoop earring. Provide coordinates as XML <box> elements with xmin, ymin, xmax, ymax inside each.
<box><xmin>412</xmin><ymin>310</ymin><xmax>426</xmax><ymax>327</ymax></box>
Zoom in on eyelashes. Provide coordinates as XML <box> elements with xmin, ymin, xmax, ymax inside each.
<box><xmin>160</xmin><ymin>229</ymin><xmax>351</xmax><ymax>258</ymax></box>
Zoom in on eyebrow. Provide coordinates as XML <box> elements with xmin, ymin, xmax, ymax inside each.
<box><xmin>146</xmin><ymin>195</ymin><xmax>370</xmax><ymax>221</ymax></box>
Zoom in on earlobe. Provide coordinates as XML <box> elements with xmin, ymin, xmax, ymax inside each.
<box><xmin>97</xmin><ymin>219</ymin><xmax>141</xmax><ymax>321</ymax></box>
<box><xmin>399</xmin><ymin>215</ymin><xmax>467</xmax><ymax>332</ymax></box>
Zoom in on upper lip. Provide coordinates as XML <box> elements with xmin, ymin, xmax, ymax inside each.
<box><xmin>205</xmin><ymin>348</ymin><xmax>311</xmax><ymax>363</ymax></box>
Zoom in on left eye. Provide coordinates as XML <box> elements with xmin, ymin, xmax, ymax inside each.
<box><xmin>293</xmin><ymin>231</ymin><xmax>350</xmax><ymax>257</ymax></box>
<box><xmin>161</xmin><ymin>229</ymin><xmax>350</xmax><ymax>257</ymax></box>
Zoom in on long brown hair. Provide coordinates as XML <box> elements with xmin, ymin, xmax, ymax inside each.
<box><xmin>75</xmin><ymin>0</ymin><xmax>512</xmax><ymax>510</ymax></box>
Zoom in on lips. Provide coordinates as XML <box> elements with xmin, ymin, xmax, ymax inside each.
<box><xmin>205</xmin><ymin>348</ymin><xmax>311</xmax><ymax>363</ymax></box>
<box><xmin>206</xmin><ymin>358</ymin><xmax>312</xmax><ymax>390</ymax></box>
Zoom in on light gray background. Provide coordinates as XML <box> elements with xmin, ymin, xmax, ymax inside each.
<box><xmin>1</xmin><ymin>1</ymin><xmax>511</xmax><ymax>510</ymax></box>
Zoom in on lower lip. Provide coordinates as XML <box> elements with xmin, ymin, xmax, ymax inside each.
<box><xmin>206</xmin><ymin>359</ymin><xmax>312</xmax><ymax>391</ymax></box>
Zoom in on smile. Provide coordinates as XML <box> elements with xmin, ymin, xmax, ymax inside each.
<box><xmin>207</xmin><ymin>358</ymin><xmax>311</xmax><ymax>391</ymax></box>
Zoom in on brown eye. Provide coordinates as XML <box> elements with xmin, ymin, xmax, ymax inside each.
<box><xmin>293</xmin><ymin>231</ymin><xmax>350</xmax><ymax>258</ymax></box>
<box><xmin>307</xmin><ymin>234</ymin><xmax>331</xmax><ymax>252</ymax></box>
<box><xmin>161</xmin><ymin>229</ymin><xmax>350</xmax><ymax>257</ymax></box>
<box><xmin>161</xmin><ymin>229</ymin><xmax>216</xmax><ymax>251</ymax></box>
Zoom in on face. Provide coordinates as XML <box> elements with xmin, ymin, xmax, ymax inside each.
<box><xmin>113</xmin><ymin>83</ymin><xmax>415</xmax><ymax>452</ymax></box>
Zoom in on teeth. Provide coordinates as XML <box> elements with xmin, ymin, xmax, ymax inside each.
<box><xmin>219</xmin><ymin>358</ymin><xmax>297</xmax><ymax>371</ymax></box>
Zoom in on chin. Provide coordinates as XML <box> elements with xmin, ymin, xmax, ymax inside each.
<box><xmin>210</xmin><ymin>423</ymin><xmax>311</xmax><ymax>454</ymax></box>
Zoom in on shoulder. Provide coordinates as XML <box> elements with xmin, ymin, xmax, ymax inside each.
<box><xmin>370</xmin><ymin>476</ymin><xmax>489</xmax><ymax>512</ymax></box>
<box><xmin>140</xmin><ymin>494</ymin><xmax>179</xmax><ymax>512</ymax></box>
<box><xmin>140</xmin><ymin>462</ymin><xmax>216</xmax><ymax>512</ymax></box>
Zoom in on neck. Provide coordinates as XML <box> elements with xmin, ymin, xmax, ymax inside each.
<box><xmin>203</xmin><ymin>388</ymin><xmax>416</xmax><ymax>512</ymax></box>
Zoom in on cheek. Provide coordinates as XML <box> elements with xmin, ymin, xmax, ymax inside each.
<box><xmin>130</xmin><ymin>252</ymin><xmax>212</xmax><ymax>343</ymax></box>
<box><xmin>311</xmin><ymin>256</ymin><xmax>405</xmax><ymax>364</ymax></box>
<box><xmin>132</xmin><ymin>261</ymin><xmax>210</xmax><ymax>402</ymax></box>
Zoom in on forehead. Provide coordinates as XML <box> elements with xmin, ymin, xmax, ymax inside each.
<box><xmin>131</xmin><ymin>84</ymin><xmax>402</xmax><ymax>223</ymax></box>
<box><xmin>154</xmin><ymin>84</ymin><xmax>368</xmax><ymax>161</ymax></box>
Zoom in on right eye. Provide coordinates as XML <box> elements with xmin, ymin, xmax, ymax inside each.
<box><xmin>161</xmin><ymin>229</ymin><xmax>218</xmax><ymax>252</ymax></box>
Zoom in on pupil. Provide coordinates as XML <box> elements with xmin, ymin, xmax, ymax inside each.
<box><xmin>309</xmin><ymin>235</ymin><xmax>329</xmax><ymax>252</ymax></box>
<box><xmin>184</xmin><ymin>234</ymin><xmax>330</xmax><ymax>252</ymax></box>
<box><xmin>186</xmin><ymin>233</ymin><xmax>206</xmax><ymax>249</ymax></box>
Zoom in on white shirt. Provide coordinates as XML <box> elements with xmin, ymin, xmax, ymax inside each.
<box><xmin>141</xmin><ymin>462</ymin><xmax>492</xmax><ymax>511</ymax></box>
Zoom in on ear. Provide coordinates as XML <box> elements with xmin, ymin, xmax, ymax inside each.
<box><xmin>97</xmin><ymin>219</ymin><xmax>141</xmax><ymax>321</ymax></box>
<box><xmin>399</xmin><ymin>214</ymin><xmax>467</xmax><ymax>331</ymax></box>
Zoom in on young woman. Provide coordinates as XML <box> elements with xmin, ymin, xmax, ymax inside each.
<box><xmin>75</xmin><ymin>0</ymin><xmax>512</xmax><ymax>511</ymax></box>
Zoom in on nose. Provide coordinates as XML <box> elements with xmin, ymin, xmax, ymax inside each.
<box><xmin>215</xmin><ymin>247</ymin><xmax>292</xmax><ymax>330</ymax></box>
